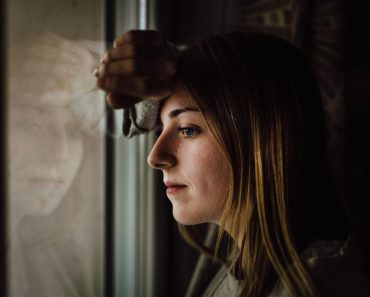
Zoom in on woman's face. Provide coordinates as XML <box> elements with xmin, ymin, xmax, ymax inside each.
<box><xmin>147</xmin><ymin>87</ymin><xmax>230</xmax><ymax>225</ymax></box>
<box><xmin>9</xmin><ymin>104</ymin><xmax>84</xmax><ymax>218</ymax></box>
<box><xmin>7</xmin><ymin>33</ymin><xmax>98</xmax><ymax>221</ymax></box>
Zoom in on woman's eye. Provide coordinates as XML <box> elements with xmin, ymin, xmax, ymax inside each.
<box><xmin>66</xmin><ymin>123</ymin><xmax>84</xmax><ymax>140</ymax></box>
<box><xmin>14</xmin><ymin>122</ymin><xmax>42</xmax><ymax>135</ymax></box>
<box><xmin>178</xmin><ymin>127</ymin><xmax>200</xmax><ymax>138</ymax></box>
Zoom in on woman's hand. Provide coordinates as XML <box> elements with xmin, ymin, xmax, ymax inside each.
<box><xmin>95</xmin><ymin>30</ymin><xmax>177</xmax><ymax>109</ymax></box>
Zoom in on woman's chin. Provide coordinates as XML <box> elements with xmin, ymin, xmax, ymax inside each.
<box><xmin>171</xmin><ymin>208</ymin><xmax>208</xmax><ymax>226</ymax></box>
<box><xmin>27</xmin><ymin>198</ymin><xmax>62</xmax><ymax>217</ymax></box>
<box><xmin>10</xmin><ymin>187</ymin><xmax>67</xmax><ymax>220</ymax></box>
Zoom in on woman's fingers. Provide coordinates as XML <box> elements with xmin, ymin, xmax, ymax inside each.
<box><xmin>113</xmin><ymin>30</ymin><xmax>165</xmax><ymax>48</ymax></box>
<box><xmin>101</xmin><ymin>44</ymin><xmax>172</xmax><ymax>63</ymax></box>
<box><xmin>96</xmin><ymin>59</ymin><xmax>176</xmax><ymax>79</ymax></box>
<box><xmin>96</xmin><ymin>30</ymin><xmax>176</xmax><ymax>109</ymax></box>
<box><xmin>98</xmin><ymin>77</ymin><xmax>172</xmax><ymax>100</ymax></box>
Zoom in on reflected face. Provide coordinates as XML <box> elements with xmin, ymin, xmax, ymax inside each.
<box><xmin>9</xmin><ymin>105</ymin><xmax>84</xmax><ymax>217</ymax></box>
<box><xmin>147</xmin><ymin>88</ymin><xmax>230</xmax><ymax>225</ymax></box>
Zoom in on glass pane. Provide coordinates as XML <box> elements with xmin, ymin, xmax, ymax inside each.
<box><xmin>6</xmin><ymin>1</ymin><xmax>105</xmax><ymax>296</ymax></box>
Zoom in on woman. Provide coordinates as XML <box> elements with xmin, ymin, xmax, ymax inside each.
<box><xmin>96</xmin><ymin>30</ymin><xmax>370</xmax><ymax>296</ymax></box>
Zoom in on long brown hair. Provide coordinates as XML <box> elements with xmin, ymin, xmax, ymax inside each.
<box><xmin>175</xmin><ymin>32</ymin><xmax>348</xmax><ymax>297</ymax></box>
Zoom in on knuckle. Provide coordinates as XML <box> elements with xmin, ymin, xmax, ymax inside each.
<box><xmin>96</xmin><ymin>77</ymin><xmax>106</xmax><ymax>89</ymax></box>
<box><xmin>114</xmin><ymin>35</ymin><xmax>124</xmax><ymax>47</ymax></box>
<box><xmin>104</xmin><ymin>51</ymin><xmax>113</xmax><ymax>62</ymax></box>
<box><xmin>124</xmin><ymin>30</ymin><xmax>137</xmax><ymax>42</ymax></box>
<box><xmin>106</xmin><ymin>93</ymin><xmax>117</xmax><ymax>108</ymax></box>
<box><xmin>100</xmin><ymin>64</ymin><xmax>109</xmax><ymax>76</ymax></box>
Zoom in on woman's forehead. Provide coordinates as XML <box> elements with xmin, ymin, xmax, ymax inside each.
<box><xmin>160</xmin><ymin>87</ymin><xmax>198</xmax><ymax>115</ymax></box>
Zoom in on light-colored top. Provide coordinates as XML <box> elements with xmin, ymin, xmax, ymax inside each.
<box><xmin>202</xmin><ymin>237</ymin><xmax>370</xmax><ymax>297</ymax></box>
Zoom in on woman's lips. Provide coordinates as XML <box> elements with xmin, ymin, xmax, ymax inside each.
<box><xmin>166</xmin><ymin>185</ymin><xmax>187</xmax><ymax>195</ymax></box>
<box><xmin>28</xmin><ymin>177</ymin><xmax>65</xmax><ymax>184</ymax></box>
<box><xmin>164</xmin><ymin>181</ymin><xmax>187</xmax><ymax>195</ymax></box>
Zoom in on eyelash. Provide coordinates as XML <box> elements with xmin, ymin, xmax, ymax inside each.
<box><xmin>177</xmin><ymin>126</ymin><xmax>200</xmax><ymax>138</ymax></box>
<box><xmin>155</xmin><ymin>125</ymin><xmax>201</xmax><ymax>139</ymax></box>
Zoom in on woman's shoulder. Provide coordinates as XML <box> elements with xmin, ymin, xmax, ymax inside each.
<box><xmin>201</xmin><ymin>264</ymin><xmax>235</xmax><ymax>297</ymax></box>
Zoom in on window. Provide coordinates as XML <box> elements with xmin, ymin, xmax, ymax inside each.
<box><xmin>6</xmin><ymin>0</ymin><xmax>105</xmax><ymax>296</ymax></box>
<box><xmin>3</xmin><ymin>0</ymin><xmax>157</xmax><ymax>296</ymax></box>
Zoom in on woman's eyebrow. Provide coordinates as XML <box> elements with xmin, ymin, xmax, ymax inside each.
<box><xmin>168</xmin><ymin>107</ymin><xmax>200</xmax><ymax>118</ymax></box>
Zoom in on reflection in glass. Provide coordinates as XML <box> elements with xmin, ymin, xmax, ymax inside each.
<box><xmin>8</xmin><ymin>32</ymin><xmax>104</xmax><ymax>297</ymax></box>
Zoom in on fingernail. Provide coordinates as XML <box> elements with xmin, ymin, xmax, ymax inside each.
<box><xmin>93</xmin><ymin>68</ymin><xmax>99</xmax><ymax>77</ymax></box>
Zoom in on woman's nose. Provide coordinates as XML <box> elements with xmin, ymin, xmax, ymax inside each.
<box><xmin>147</xmin><ymin>134</ymin><xmax>176</xmax><ymax>170</ymax></box>
<box><xmin>45</xmin><ymin>126</ymin><xmax>70</xmax><ymax>163</ymax></box>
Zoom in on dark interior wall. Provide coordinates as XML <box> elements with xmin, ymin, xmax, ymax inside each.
<box><xmin>156</xmin><ymin>0</ymin><xmax>239</xmax><ymax>43</ymax></box>
<box><xmin>345</xmin><ymin>0</ymin><xmax>370</xmax><ymax>241</ymax></box>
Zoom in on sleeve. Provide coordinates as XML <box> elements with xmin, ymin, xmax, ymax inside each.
<box><xmin>122</xmin><ymin>99</ymin><xmax>160</xmax><ymax>138</ymax></box>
